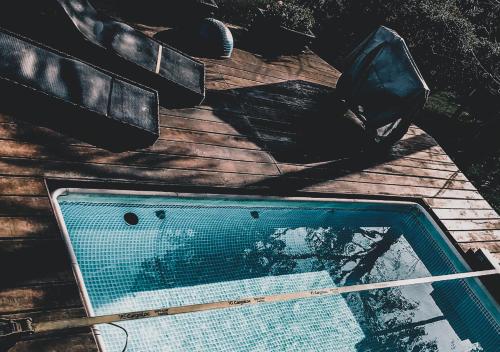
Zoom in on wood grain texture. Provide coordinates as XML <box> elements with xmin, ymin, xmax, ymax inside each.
<box><xmin>0</xmin><ymin>283</ymin><xmax>81</xmax><ymax>315</ymax></box>
<box><xmin>0</xmin><ymin>8</ymin><xmax>498</xmax><ymax>351</ymax></box>
<box><xmin>8</xmin><ymin>333</ymin><xmax>97</xmax><ymax>352</ymax></box>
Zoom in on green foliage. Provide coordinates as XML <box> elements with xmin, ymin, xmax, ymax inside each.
<box><xmin>314</xmin><ymin>0</ymin><xmax>500</xmax><ymax>98</ymax></box>
<box><xmin>216</xmin><ymin>0</ymin><xmax>259</xmax><ymax>26</ymax></box>
<box><xmin>259</xmin><ymin>1</ymin><xmax>315</xmax><ymax>32</ymax></box>
<box><xmin>217</xmin><ymin>0</ymin><xmax>315</xmax><ymax>32</ymax></box>
<box><xmin>458</xmin><ymin>0</ymin><xmax>500</xmax><ymax>42</ymax></box>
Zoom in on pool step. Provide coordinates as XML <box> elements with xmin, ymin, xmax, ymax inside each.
<box><xmin>464</xmin><ymin>248</ymin><xmax>499</xmax><ymax>302</ymax></box>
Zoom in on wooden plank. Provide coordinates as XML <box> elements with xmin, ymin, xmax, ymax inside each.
<box><xmin>292</xmin><ymin>129</ymin><xmax>455</xmax><ymax>168</ymax></box>
<box><xmin>0</xmin><ymin>216</ymin><xmax>59</xmax><ymax>239</ymax></box>
<box><xmin>204</xmin><ymin>93</ymin><xmax>325</xmax><ymax>122</ymax></box>
<box><xmin>401</xmin><ymin>127</ymin><xmax>437</xmax><ymax>141</ymax></box>
<box><xmin>221</xmin><ymin>48</ymin><xmax>319</xmax><ymax>74</ymax></box>
<box><xmin>0</xmin><ymin>196</ymin><xmax>52</xmax><ymax>216</ymax></box>
<box><xmin>228</xmin><ymin>49</ymin><xmax>341</xmax><ymax>80</ymax></box>
<box><xmin>401</xmin><ymin>128</ymin><xmax>439</xmax><ymax>142</ymax></box>
<box><xmin>424</xmin><ymin>198</ymin><xmax>494</xmax><ymax>209</ymax></box>
<box><xmin>0</xmin><ymin>239</ymin><xmax>73</xmax><ymax>288</ymax></box>
<box><xmin>206</xmin><ymin>61</ymin><xmax>284</xmax><ymax>86</ymax></box>
<box><xmin>450</xmin><ymin>230</ymin><xmax>500</xmax><ymax>242</ymax></box>
<box><xmin>0</xmin><ymin>176</ymin><xmax>46</xmax><ymax>195</ymax></box>
<box><xmin>0</xmin><ymin>282</ymin><xmax>81</xmax><ymax>314</ymax></box>
<box><xmin>299</xmin><ymin>50</ymin><xmax>343</xmax><ymax>72</ymax></box>
<box><xmin>9</xmin><ymin>332</ymin><xmax>97</xmax><ymax>352</ymax></box>
<box><xmin>0</xmin><ymin>140</ymin><xmax>280</xmax><ymax>177</ymax></box>
<box><xmin>206</xmin><ymin>76</ymin><xmax>258</xmax><ymax>90</ymax></box>
<box><xmin>164</xmin><ymin>111</ymin><xmax>283</xmax><ymax>137</ymax></box>
<box><xmin>211</xmin><ymin>98</ymin><xmax>309</xmax><ymax>124</ymax></box>
<box><xmin>0</xmin><ymin>119</ymin><xmax>274</xmax><ymax>162</ymax></box>
<box><xmin>204</xmin><ymin>71</ymin><xmax>231</xmax><ymax>91</ymax></box>
<box><xmin>434</xmin><ymin>208</ymin><xmax>500</xmax><ymax>220</ymax></box>
<box><xmin>159</xmin><ymin>107</ymin><xmax>228</xmax><ymax>123</ymax></box>
<box><xmin>207</xmin><ymin>62</ymin><xmax>336</xmax><ymax>89</ymax></box>
<box><xmin>0</xmin><ymin>158</ymin><xmax>479</xmax><ymax>201</ymax></box>
<box><xmin>441</xmin><ymin>219</ymin><xmax>500</xmax><ymax>231</ymax></box>
<box><xmin>206</xmin><ymin>79</ymin><xmax>233</xmax><ymax>91</ymax></box>
<box><xmin>459</xmin><ymin>241</ymin><xmax>500</xmax><ymax>253</ymax></box>
<box><xmin>203</xmin><ymin>58</ymin><xmax>337</xmax><ymax>87</ymax></box>
<box><xmin>393</xmin><ymin>140</ymin><xmax>447</xmax><ymax>156</ymax></box>
<box><xmin>389</xmin><ymin>149</ymin><xmax>456</xmax><ymax>164</ymax></box>
<box><xmin>380</xmin><ymin>157</ymin><xmax>459</xmax><ymax>172</ymax></box>
<box><xmin>244</xmin><ymin>131</ymin><xmax>448</xmax><ymax>164</ymax></box>
<box><xmin>0</xmin><ymin>120</ymin><xmax>264</xmax><ymax>152</ymax></box>
<box><xmin>149</xmin><ymin>140</ymin><xmax>274</xmax><ymax>163</ymax></box>
<box><xmin>161</xmin><ymin>105</ymin><xmax>282</xmax><ymax>127</ymax></box>
<box><xmin>215</xmin><ymin>49</ymin><xmax>340</xmax><ymax>84</ymax></box>
<box><xmin>161</xmin><ymin>107</ymin><xmax>292</xmax><ymax>135</ymax></box>
<box><xmin>228</xmin><ymin>87</ymin><xmax>325</xmax><ymax>113</ymax></box>
<box><xmin>160</xmin><ymin>113</ymin><xmax>251</xmax><ymax>136</ymax></box>
<box><xmin>278</xmin><ymin>163</ymin><xmax>470</xmax><ymax>183</ymax></box>
<box><xmin>278</xmin><ymin>161</ymin><xmax>462</xmax><ymax>179</ymax></box>
<box><xmin>162</xmin><ymin>127</ymin><xmax>261</xmax><ymax>150</ymax></box>
<box><xmin>279</xmin><ymin>169</ymin><xmax>475</xmax><ymax>190</ymax></box>
<box><xmin>0</xmin><ymin>158</ymin><xmax>271</xmax><ymax>192</ymax></box>
<box><xmin>258</xmin><ymin>137</ymin><xmax>451</xmax><ymax>165</ymax></box>
<box><xmin>7</xmin><ymin>307</ymin><xmax>86</xmax><ymax>322</ymax></box>
<box><xmin>0</xmin><ymin>120</ymin><xmax>275</xmax><ymax>163</ymax></box>
<box><xmin>295</xmin><ymin>179</ymin><xmax>484</xmax><ymax>199</ymax></box>
<box><xmin>0</xmin><ymin>122</ymin><xmax>89</xmax><ymax>146</ymax></box>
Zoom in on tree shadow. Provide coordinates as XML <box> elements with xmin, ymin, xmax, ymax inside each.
<box><xmin>242</xmin><ymin>132</ymin><xmax>439</xmax><ymax>194</ymax></box>
<box><xmin>192</xmin><ymin>79</ymin><xmax>443</xmax><ymax>194</ymax></box>
<box><xmin>205</xmin><ymin>79</ymin><xmax>435</xmax><ymax>162</ymax></box>
<box><xmin>205</xmin><ymin>79</ymin><xmax>370</xmax><ymax>164</ymax></box>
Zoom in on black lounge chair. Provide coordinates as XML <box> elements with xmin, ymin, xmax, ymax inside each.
<box><xmin>50</xmin><ymin>0</ymin><xmax>205</xmax><ymax>107</ymax></box>
<box><xmin>0</xmin><ymin>27</ymin><xmax>159</xmax><ymax>152</ymax></box>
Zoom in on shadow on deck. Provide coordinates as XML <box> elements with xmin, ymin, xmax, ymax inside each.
<box><xmin>203</xmin><ymin>79</ymin><xmax>436</xmax><ymax>192</ymax></box>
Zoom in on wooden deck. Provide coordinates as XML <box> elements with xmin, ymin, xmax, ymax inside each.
<box><xmin>1</xmin><ymin>22</ymin><xmax>499</xmax><ymax>351</ymax></box>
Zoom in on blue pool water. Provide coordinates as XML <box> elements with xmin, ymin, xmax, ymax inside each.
<box><xmin>55</xmin><ymin>191</ymin><xmax>500</xmax><ymax>352</ymax></box>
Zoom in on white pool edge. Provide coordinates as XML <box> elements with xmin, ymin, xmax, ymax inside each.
<box><xmin>51</xmin><ymin>188</ymin><xmax>107</xmax><ymax>352</ymax></box>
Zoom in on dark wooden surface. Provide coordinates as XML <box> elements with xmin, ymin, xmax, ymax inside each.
<box><xmin>1</xmin><ymin>19</ymin><xmax>499</xmax><ymax>352</ymax></box>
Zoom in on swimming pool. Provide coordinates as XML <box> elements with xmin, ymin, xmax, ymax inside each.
<box><xmin>52</xmin><ymin>189</ymin><xmax>500</xmax><ymax>352</ymax></box>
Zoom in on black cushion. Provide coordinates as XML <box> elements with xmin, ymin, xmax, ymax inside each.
<box><xmin>0</xmin><ymin>27</ymin><xmax>159</xmax><ymax>151</ymax></box>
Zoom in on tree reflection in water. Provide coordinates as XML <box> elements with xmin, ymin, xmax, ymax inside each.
<box><xmin>241</xmin><ymin>225</ymin><xmax>467</xmax><ymax>351</ymax></box>
<box><xmin>242</xmin><ymin>226</ymin><xmax>404</xmax><ymax>285</ymax></box>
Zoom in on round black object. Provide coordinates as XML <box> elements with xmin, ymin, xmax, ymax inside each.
<box><xmin>250</xmin><ymin>211</ymin><xmax>259</xmax><ymax>219</ymax></box>
<box><xmin>197</xmin><ymin>18</ymin><xmax>234</xmax><ymax>58</ymax></box>
<box><xmin>124</xmin><ymin>212</ymin><xmax>139</xmax><ymax>225</ymax></box>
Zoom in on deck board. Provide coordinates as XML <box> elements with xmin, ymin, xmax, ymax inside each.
<box><xmin>0</xmin><ymin>15</ymin><xmax>499</xmax><ymax>352</ymax></box>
